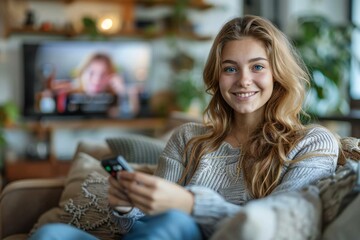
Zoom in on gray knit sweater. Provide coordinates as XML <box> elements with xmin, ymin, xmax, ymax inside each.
<box><xmin>114</xmin><ymin>122</ymin><xmax>339</xmax><ymax>238</ymax></box>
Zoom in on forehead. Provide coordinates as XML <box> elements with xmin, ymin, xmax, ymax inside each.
<box><xmin>87</xmin><ymin>60</ymin><xmax>109</xmax><ymax>70</ymax></box>
<box><xmin>221</xmin><ymin>37</ymin><xmax>267</xmax><ymax>60</ymax></box>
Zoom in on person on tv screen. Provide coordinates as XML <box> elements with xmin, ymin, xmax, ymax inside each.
<box><xmin>37</xmin><ymin>53</ymin><xmax>140</xmax><ymax>119</ymax></box>
<box><xmin>75</xmin><ymin>53</ymin><xmax>124</xmax><ymax>95</ymax></box>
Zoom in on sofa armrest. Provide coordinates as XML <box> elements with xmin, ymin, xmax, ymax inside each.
<box><xmin>0</xmin><ymin>178</ymin><xmax>65</xmax><ymax>239</ymax></box>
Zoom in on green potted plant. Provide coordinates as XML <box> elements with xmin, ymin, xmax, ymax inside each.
<box><xmin>171</xmin><ymin>69</ymin><xmax>208</xmax><ymax>118</ymax></box>
<box><xmin>0</xmin><ymin>101</ymin><xmax>20</xmax><ymax>170</ymax></box>
<box><xmin>293</xmin><ymin>15</ymin><xmax>358</xmax><ymax>117</ymax></box>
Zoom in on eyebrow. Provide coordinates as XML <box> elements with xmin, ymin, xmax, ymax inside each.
<box><xmin>221</xmin><ymin>57</ymin><xmax>268</xmax><ymax>64</ymax></box>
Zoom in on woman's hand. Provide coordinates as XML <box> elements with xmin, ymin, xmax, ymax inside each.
<box><xmin>108</xmin><ymin>175</ymin><xmax>133</xmax><ymax>213</ymax></box>
<box><xmin>117</xmin><ymin>171</ymin><xmax>194</xmax><ymax>215</ymax></box>
<box><xmin>109</xmin><ymin>74</ymin><xmax>126</xmax><ymax>94</ymax></box>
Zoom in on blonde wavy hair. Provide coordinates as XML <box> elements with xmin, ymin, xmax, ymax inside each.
<box><xmin>180</xmin><ymin>15</ymin><xmax>313</xmax><ymax>198</ymax></box>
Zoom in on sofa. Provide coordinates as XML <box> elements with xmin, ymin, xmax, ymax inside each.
<box><xmin>0</xmin><ymin>131</ymin><xmax>360</xmax><ymax>240</ymax></box>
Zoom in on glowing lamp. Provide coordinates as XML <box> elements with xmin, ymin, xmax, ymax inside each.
<box><xmin>97</xmin><ymin>14</ymin><xmax>121</xmax><ymax>33</ymax></box>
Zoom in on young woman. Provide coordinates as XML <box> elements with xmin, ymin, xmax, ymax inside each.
<box><xmin>74</xmin><ymin>53</ymin><xmax>124</xmax><ymax>96</ymax></box>
<box><xmin>30</xmin><ymin>15</ymin><xmax>339</xmax><ymax>240</ymax></box>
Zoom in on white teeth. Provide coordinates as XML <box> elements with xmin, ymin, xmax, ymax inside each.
<box><xmin>235</xmin><ymin>92</ymin><xmax>255</xmax><ymax>97</ymax></box>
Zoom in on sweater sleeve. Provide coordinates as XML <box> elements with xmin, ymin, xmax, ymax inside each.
<box><xmin>185</xmin><ymin>185</ymin><xmax>242</xmax><ymax>223</ymax></box>
<box><xmin>154</xmin><ymin>122</ymin><xmax>206</xmax><ymax>181</ymax></box>
<box><xmin>271</xmin><ymin>126</ymin><xmax>339</xmax><ymax>195</ymax></box>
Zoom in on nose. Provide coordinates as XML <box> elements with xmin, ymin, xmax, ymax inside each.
<box><xmin>237</xmin><ymin>69</ymin><xmax>252</xmax><ymax>87</ymax></box>
<box><xmin>89</xmin><ymin>73</ymin><xmax>103</xmax><ymax>85</ymax></box>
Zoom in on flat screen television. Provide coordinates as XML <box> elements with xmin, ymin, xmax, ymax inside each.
<box><xmin>22</xmin><ymin>41</ymin><xmax>153</xmax><ymax>120</ymax></box>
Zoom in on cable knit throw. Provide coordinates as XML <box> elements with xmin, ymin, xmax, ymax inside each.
<box><xmin>210</xmin><ymin>186</ymin><xmax>322</xmax><ymax>240</ymax></box>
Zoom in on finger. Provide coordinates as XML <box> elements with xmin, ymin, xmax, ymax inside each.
<box><xmin>119</xmin><ymin>176</ymin><xmax>155</xmax><ymax>200</ymax></box>
<box><xmin>130</xmin><ymin>198</ymin><xmax>165</xmax><ymax>215</ymax></box>
<box><xmin>108</xmin><ymin>185</ymin><xmax>129</xmax><ymax>201</ymax></box>
<box><xmin>108</xmin><ymin>194</ymin><xmax>132</xmax><ymax>208</ymax></box>
<box><xmin>119</xmin><ymin>171</ymin><xmax>160</xmax><ymax>188</ymax></box>
<box><xmin>108</xmin><ymin>175</ymin><xmax>126</xmax><ymax>192</ymax></box>
<box><xmin>126</xmin><ymin>190</ymin><xmax>156</xmax><ymax>211</ymax></box>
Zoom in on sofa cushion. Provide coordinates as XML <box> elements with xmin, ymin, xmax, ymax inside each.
<box><xmin>317</xmin><ymin>160</ymin><xmax>358</xmax><ymax>228</ymax></box>
<box><xmin>60</xmin><ymin>153</ymin><xmax>109</xmax><ymax>204</ymax></box>
<box><xmin>322</xmin><ymin>194</ymin><xmax>360</xmax><ymax>240</ymax></box>
<box><xmin>29</xmin><ymin>153</ymin><xmax>119</xmax><ymax>239</ymax></box>
<box><xmin>29</xmin><ymin>151</ymin><xmax>157</xmax><ymax>240</ymax></box>
<box><xmin>106</xmin><ymin>133</ymin><xmax>166</xmax><ymax>165</ymax></box>
<box><xmin>63</xmin><ymin>171</ymin><xmax>122</xmax><ymax>238</ymax></box>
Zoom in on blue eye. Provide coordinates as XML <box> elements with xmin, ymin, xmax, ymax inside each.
<box><xmin>224</xmin><ymin>66</ymin><xmax>237</xmax><ymax>73</ymax></box>
<box><xmin>253</xmin><ymin>65</ymin><xmax>264</xmax><ymax>71</ymax></box>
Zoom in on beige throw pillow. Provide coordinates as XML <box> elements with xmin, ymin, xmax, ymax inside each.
<box><xmin>30</xmin><ymin>152</ymin><xmax>121</xmax><ymax>240</ymax></box>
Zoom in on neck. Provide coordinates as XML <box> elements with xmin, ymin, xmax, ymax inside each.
<box><xmin>232</xmin><ymin>113</ymin><xmax>263</xmax><ymax>144</ymax></box>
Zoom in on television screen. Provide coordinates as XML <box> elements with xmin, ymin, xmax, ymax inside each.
<box><xmin>22</xmin><ymin>41</ymin><xmax>153</xmax><ymax>120</ymax></box>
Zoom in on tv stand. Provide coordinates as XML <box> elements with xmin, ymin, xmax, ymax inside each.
<box><xmin>4</xmin><ymin>118</ymin><xmax>166</xmax><ymax>182</ymax></box>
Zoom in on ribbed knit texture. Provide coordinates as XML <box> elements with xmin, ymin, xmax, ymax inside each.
<box><xmin>114</xmin><ymin>122</ymin><xmax>339</xmax><ymax>238</ymax></box>
<box><xmin>106</xmin><ymin>133</ymin><xmax>166</xmax><ymax>165</ymax></box>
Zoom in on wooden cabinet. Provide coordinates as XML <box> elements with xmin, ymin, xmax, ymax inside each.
<box><xmin>5</xmin><ymin>161</ymin><xmax>71</xmax><ymax>182</ymax></box>
<box><xmin>1</xmin><ymin>0</ymin><xmax>214</xmax><ymax>40</ymax></box>
<box><xmin>4</xmin><ymin>118</ymin><xmax>166</xmax><ymax>181</ymax></box>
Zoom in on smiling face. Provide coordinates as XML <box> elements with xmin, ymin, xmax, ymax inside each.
<box><xmin>81</xmin><ymin>60</ymin><xmax>111</xmax><ymax>95</ymax></box>
<box><xmin>219</xmin><ymin>37</ymin><xmax>274</xmax><ymax>121</ymax></box>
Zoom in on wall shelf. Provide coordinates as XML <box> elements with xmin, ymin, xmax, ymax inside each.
<box><xmin>5</xmin><ymin>27</ymin><xmax>212</xmax><ymax>41</ymax></box>
<box><xmin>2</xmin><ymin>0</ymin><xmax>214</xmax><ymax>40</ymax></box>
<box><xmin>59</xmin><ymin>0</ymin><xmax>214</xmax><ymax>10</ymax></box>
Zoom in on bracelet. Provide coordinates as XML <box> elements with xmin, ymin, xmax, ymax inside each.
<box><xmin>114</xmin><ymin>206</ymin><xmax>134</xmax><ymax>215</ymax></box>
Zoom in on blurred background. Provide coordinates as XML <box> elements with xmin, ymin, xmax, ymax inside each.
<box><xmin>0</xmin><ymin>0</ymin><xmax>358</xmax><ymax>181</ymax></box>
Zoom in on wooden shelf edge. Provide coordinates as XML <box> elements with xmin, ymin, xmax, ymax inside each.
<box><xmin>5</xmin><ymin>118</ymin><xmax>168</xmax><ymax>130</ymax></box>
<box><xmin>23</xmin><ymin>118</ymin><xmax>168</xmax><ymax>130</ymax></box>
<box><xmin>6</xmin><ymin>27</ymin><xmax>212</xmax><ymax>41</ymax></box>
<box><xmin>136</xmin><ymin>0</ymin><xmax>214</xmax><ymax>10</ymax></box>
<box><xmin>37</xmin><ymin>0</ymin><xmax>214</xmax><ymax>10</ymax></box>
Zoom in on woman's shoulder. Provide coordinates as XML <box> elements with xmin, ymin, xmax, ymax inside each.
<box><xmin>163</xmin><ymin>122</ymin><xmax>208</xmax><ymax>153</ymax></box>
<box><xmin>304</xmin><ymin>124</ymin><xmax>339</xmax><ymax>143</ymax></box>
<box><xmin>291</xmin><ymin>124</ymin><xmax>339</xmax><ymax>155</ymax></box>
<box><xmin>286</xmin><ymin>125</ymin><xmax>339</xmax><ymax>170</ymax></box>
<box><xmin>173</xmin><ymin>122</ymin><xmax>209</xmax><ymax>139</ymax></box>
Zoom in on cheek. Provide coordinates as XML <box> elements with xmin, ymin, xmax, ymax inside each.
<box><xmin>256</xmin><ymin>72</ymin><xmax>273</xmax><ymax>90</ymax></box>
<box><xmin>219</xmin><ymin>75</ymin><xmax>233</xmax><ymax>91</ymax></box>
<box><xmin>219</xmin><ymin>78</ymin><xmax>230</xmax><ymax>99</ymax></box>
<box><xmin>260</xmin><ymin>79</ymin><xmax>274</xmax><ymax>100</ymax></box>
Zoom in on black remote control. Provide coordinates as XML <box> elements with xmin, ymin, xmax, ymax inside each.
<box><xmin>101</xmin><ymin>155</ymin><xmax>134</xmax><ymax>178</ymax></box>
